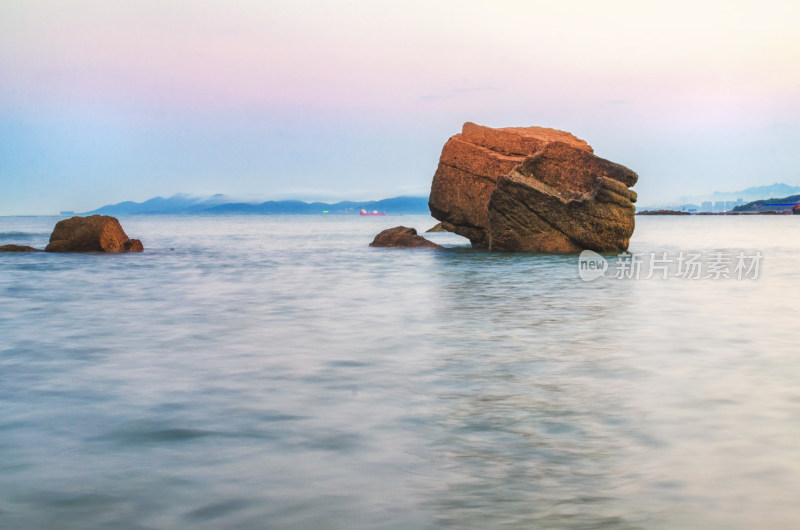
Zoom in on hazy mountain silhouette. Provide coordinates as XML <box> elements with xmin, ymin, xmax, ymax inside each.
<box><xmin>639</xmin><ymin>182</ymin><xmax>800</xmax><ymax>210</ymax></box>
<box><xmin>670</xmin><ymin>182</ymin><xmax>800</xmax><ymax>205</ymax></box>
<box><xmin>84</xmin><ymin>194</ymin><xmax>430</xmax><ymax>215</ymax></box>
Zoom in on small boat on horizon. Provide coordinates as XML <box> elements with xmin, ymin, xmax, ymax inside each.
<box><xmin>360</xmin><ymin>209</ymin><xmax>386</xmax><ymax>216</ymax></box>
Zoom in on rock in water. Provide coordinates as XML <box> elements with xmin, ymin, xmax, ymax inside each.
<box><xmin>370</xmin><ymin>227</ymin><xmax>443</xmax><ymax>249</ymax></box>
<box><xmin>428</xmin><ymin>122</ymin><xmax>638</xmax><ymax>252</ymax></box>
<box><xmin>0</xmin><ymin>245</ymin><xmax>41</xmax><ymax>252</ymax></box>
<box><xmin>45</xmin><ymin>215</ymin><xmax>144</xmax><ymax>253</ymax></box>
<box><xmin>428</xmin><ymin>122</ymin><xmax>594</xmax><ymax>248</ymax></box>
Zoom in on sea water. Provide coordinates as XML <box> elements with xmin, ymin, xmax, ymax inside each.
<box><xmin>0</xmin><ymin>215</ymin><xmax>798</xmax><ymax>529</ymax></box>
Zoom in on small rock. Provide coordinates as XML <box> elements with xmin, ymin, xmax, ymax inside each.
<box><xmin>0</xmin><ymin>244</ymin><xmax>41</xmax><ymax>252</ymax></box>
<box><xmin>370</xmin><ymin>227</ymin><xmax>443</xmax><ymax>249</ymax></box>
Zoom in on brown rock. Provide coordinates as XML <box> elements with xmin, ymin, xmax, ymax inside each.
<box><xmin>0</xmin><ymin>244</ymin><xmax>41</xmax><ymax>252</ymax></box>
<box><xmin>370</xmin><ymin>226</ymin><xmax>443</xmax><ymax>249</ymax></box>
<box><xmin>45</xmin><ymin>215</ymin><xmax>144</xmax><ymax>253</ymax></box>
<box><xmin>428</xmin><ymin>136</ymin><xmax>524</xmax><ymax>247</ymax></box>
<box><xmin>429</xmin><ymin>123</ymin><xmax>595</xmax><ymax>248</ymax></box>
<box><xmin>794</xmin><ymin>204</ymin><xmax>800</xmax><ymax>215</ymax></box>
<box><xmin>425</xmin><ymin>222</ymin><xmax>452</xmax><ymax>233</ymax></box>
<box><xmin>460</xmin><ymin>121</ymin><xmax>593</xmax><ymax>156</ymax></box>
<box><xmin>428</xmin><ymin>122</ymin><xmax>638</xmax><ymax>253</ymax></box>
<box><xmin>125</xmin><ymin>239</ymin><xmax>144</xmax><ymax>252</ymax></box>
<box><xmin>488</xmin><ymin>174</ymin><xmax>637</xmax><ymax>253</ymax></box>
<box><xmin>516</xmin><ymin>142</ymin><xmax>637</xmax><ymax>195</ymax></box>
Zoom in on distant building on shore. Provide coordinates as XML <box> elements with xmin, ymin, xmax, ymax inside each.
<box><xmin>714</xmin><ymin>201</ymin><xmax>726</xmax><ymax>212</ymax></box>
<box><xmin>724</xmin><ymin>199</ymin><xmax>744</xmax><ymax>211</ymax></box>
<box><xmin>701</xmin><ymin>201</ymin><xmax>712</xmax><ymax>212</ymax></box>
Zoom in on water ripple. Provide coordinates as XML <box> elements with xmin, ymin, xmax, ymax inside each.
<box><xmin>0</xmin><ymin>215</ymin><xmax>798</xmax><ymax>529</ymax></box>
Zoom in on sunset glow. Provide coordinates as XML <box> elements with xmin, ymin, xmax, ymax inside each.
<box><xmin>2</xmin><ymin>0</ymin><xmax>799</xmax><ymax>213</ymax></box>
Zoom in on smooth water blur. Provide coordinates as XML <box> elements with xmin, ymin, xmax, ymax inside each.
<box><xmin>0</xmin><ymin>215</ymin><xmax>798</xmax><ymax>529</ymax></box>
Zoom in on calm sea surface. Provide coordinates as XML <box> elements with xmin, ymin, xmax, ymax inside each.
<box><xmin>1</xmin><ymin>215</ymin><xmax>798</xmax><ymax>529</ymax></box>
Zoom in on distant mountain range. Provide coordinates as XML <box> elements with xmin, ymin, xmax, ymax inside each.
<box><xmin>640</xmin><ymin>182</ymin><xmax>800</xmax><ymax>211</ymax></box>
<box><xmin>84</xmin><ymin>194</ymin><xmax>431</xmax><ymax>216</ymax></box>
<box><xmin>84</xmin><ymin>182</ymin><xmax>800</xmax><ymax>216</ymax></box>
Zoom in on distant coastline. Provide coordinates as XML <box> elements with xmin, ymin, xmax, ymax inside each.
<box><xmin>636</xmin><ymin>182</ymin><xmax>800</xmax><ymax>213</ymax></box>
<box><xmin>638</xmin><ymin>186</ymin><xmax>800</xmax><ymax>215</ymax></box>
<box><xmin>638</xmin><ymin>192</ymin><xmax>800</xmax><ymax>215</ymax></box>
<box><xmin>63</xmin><ymin>183</ymin><xmax>800</xmax><ymax>217</ymax></box>
<box><xmin>81</xmin><ymin>195</ymin><xmax>431</xmax><ymax>216</ymax></box>
<box><xmin>637</xmin><ymin>209</ymin><xmax>794</xmax><ymax>215</ymax></box>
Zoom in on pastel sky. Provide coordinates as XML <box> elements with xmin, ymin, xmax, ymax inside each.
<box><xmin>2</xmin><ymin>0</ymin><xmax>799</xmax><ymax>214</ymax></box>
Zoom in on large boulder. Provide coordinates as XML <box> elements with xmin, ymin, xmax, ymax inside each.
<box><xmin>45</xmin><ymin>215</ymin><xmax>144</xmax><ymax>253</ymax></box>
<box><xmin>428</xmin><ymin>122</ymin><xmax>594</xmax><ymax>248</ymax></box>
<box><xmin>370</xmin><ymin>226</ymin><xmax>443</xmax><ymax>249</ymax></box>
<box><xmin>428</xmin><ymin>122</ymin><xmax>638</xmax><ymax>252</ymax></box>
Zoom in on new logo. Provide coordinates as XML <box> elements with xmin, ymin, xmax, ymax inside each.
<box><xmin>578</xmin><ymin>250</ymin><xmax>608</xmax><ymax>281</ymax></box>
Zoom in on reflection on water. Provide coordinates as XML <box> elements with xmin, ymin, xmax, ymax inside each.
<box><xmin>0</xmin><ymin>215</ymin><xmax>798</xmax><ymax>529</ymax></box>
<box><xmin>425</xmin><ymin>251</ymin><xmax>645</xmax><ymax>528</ymax></box>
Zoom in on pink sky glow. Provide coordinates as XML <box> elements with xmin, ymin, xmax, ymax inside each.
<box><xmin>1</xmin><ymin>0</ymin><xmax>799</xmax><ymax>213</ymax></box>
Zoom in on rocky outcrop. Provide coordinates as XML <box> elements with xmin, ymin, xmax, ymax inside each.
<box><xmin>794</xmin><ymin>204</ymin><xmax>800</xmax><ymax>215</ymax></box>
<box><xmin>0</xmin><ymin>244</ymin><xmax>41</xmax><ymax>252</ymax></box>
<box><xmin>428</xmin><ymin>122</ymin><xmax>638</xmax><ymax>252</ymax></box>
<box><xmin>370</xmin><ymin>226</ymin><xmax>443</xmax><ymax>249</ymax></box>
<box><xmin>45</xmin><ymin>215</ymin><xmax>144</xmax><ymax>253</ymax></box>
